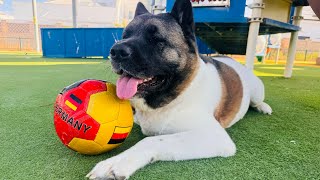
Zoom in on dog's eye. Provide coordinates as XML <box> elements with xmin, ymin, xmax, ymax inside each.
<box><xmin>148</xmin><ymin>36</ymin><xmax>165</xmax><ymax>44</ymax></box>
<box><xmin>155</xmin><ymin>37</ymin><xmax>166</xmax><ymax>43</ymax></box>
<box><xmin>147</xmin><ymin>25</ymin><xmax>158</xmax><ymax>34</ymax></box>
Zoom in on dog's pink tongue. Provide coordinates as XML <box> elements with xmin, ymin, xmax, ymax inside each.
<box><xmin>116</xmin><ymin>76</ymin><xmax>143</xmax><ymax>100</ymax></box>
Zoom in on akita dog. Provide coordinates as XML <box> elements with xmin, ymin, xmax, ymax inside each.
<box><xmin>87</xmin><ymin>0</ymin><xmax>272</xmax><ymax>179</ymax></box>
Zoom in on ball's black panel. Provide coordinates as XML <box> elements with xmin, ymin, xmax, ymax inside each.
<box><xmin>60</xmin><ymin>79</ymin><xmax>88</xmax><ymax>95</ymax></box>
<box><xmin>60</xmin><ymin>79</ymin><xmax>108</xmax><ymax>95</ymax></box>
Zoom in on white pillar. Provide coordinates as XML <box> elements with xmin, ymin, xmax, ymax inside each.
<box><xmin>72</xmin><ymin>0</ymin><xmax>78</xmax><ymax>28</ymax></box>
<box><xmin>262</xmin><ymin>36</ymin><xmax>269</xmax><ymax>64</ymax></box>
<box><xmin>245</xmin><ymin>0</ymin><xmax>264</xmax><ymax>70</ymax></box>
<box><xmin>284</xmin><ymin>6</ymin><xmax>303</xmax><ymax>78</ymax></box>
<box><xmin>115</xmin><ymin>0</ymin><xmax>123</xmax><ymax>25</ymax></box>
<box><xmin>316</xmin><ymin>49</ymin><xmax>320</xmax><ymax>65</ymax></box>
<box><xmin>275</xmin><ymin>47</ymin><xmax>280</xmax><ymax>64</ymax></box>
<box><xmin>32</xmin><ymin>0</ymin><xmax>40</xmax><ymax>53</ymax></box>
<box><xmin>152</xmin><ymin>0</ymin><xmax>165</xmax><ymax>15</ymax></box>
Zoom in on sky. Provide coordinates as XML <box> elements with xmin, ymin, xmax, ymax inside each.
<box><xmin>0</xmin><ymin>0</ymin><xmax>12</xmax><ymax>12</ymax></box>
<box><xmin>0</xmin><ymin>0</ymin><xmax>319</xmax><ymax>41</ymax></box>
<box><xmin>0</xmin><ymin>0</ymin><xmax>119</xmax><ymax>26</ymax></box>
<box><xmin>0</xmin><ymin>0</ymin><xmax>46</xmax><ymax>13</ymax></box>
<box><xmin>0</xmin><ymin>0</ymin><xmax>115</xmax><ymax>13</ymax></box>
<box><xmin>0</xmin><ymin>0</ymin><xmax>119</xmax><ymax>27</ymax></box>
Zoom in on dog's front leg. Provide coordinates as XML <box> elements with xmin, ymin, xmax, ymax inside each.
<box><xmin>86</xmin><ymin>125</ymin><xmax>236</xmax><ymax>180</ymax></box>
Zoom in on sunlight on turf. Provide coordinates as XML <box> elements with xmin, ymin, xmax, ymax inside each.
<box><xmin>259</xmin><ymin>67</ymin><xmax>304</xmax><ymax>70</ymax></box>
<box><xmin>0</xmin><ymin>62</ymin><xmax>103</xmax><ymax>66</ymax></box>
<box><xmin>253</xmin><ymin>70</ymin><xmax>282</xmax><ymax>77</ymax></box>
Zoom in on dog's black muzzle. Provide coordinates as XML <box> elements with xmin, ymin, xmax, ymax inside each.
<box><xmin>110</xmin><ymin>43</ymin><xmax>133</xmax><ymax>62</ymax></box>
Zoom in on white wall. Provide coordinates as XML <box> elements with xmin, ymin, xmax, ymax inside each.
<box><xmin>9</xmin><ymin>1</ymin><xmax>117</xmax><ymax>27</ymax></box>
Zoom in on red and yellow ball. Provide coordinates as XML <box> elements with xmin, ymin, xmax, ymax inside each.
<box><xmin>53</xmin><ymin>79</ymin><xmax>133</xmax><ymax>155</ymax></box>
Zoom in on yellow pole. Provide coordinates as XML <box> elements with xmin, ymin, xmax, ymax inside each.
<box><xmin>32</xmin><ymin>0</ymin><xmax>40</xmax><ymax>53</ymax></box>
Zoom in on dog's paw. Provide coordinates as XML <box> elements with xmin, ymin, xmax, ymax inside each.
<box><xmin>86</xmin><ymin>157</ymin><xmax>130</xmax><ymax>180</ymax></box>
<box><xmin>255</xmin><ymin>102</ymin><xmax>272</xmax><ymax>115</ymax></box>
<box><xmin>86</xmin><ymin>150</ymin><xmax>152</xmax><ymax>180</ymax></box>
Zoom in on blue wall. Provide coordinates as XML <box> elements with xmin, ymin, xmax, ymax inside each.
<box><xmin>41</xmin><ymin>28</ymin><xmax>215</xmax><ymax>58</ymax></box>
<box><xmin>41</xmin><ymin>28</ymin><xmax>123</xmax><ymax>58</ymax></box>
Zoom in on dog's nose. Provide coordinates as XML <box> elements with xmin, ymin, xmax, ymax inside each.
<box><xmin>110</xmin><ymin>44</ymin><xmax>132</xmax><ymax>60</ymax></box>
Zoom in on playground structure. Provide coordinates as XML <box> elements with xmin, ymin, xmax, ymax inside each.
<box><xmin>166</xmin><ymin>0</ymin><xmax>311</xmax><ymax>78</ymax></box>
<box><xmin>40</xmin><ymin>0</ymin><xmax>318</xmax><ymax>78</ymax></box>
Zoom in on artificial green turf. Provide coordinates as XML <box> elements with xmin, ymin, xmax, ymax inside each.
<box><xmin>0</xmin><ymin>54</ymin><xmax>319</xmax><ymax>180</ymax></box>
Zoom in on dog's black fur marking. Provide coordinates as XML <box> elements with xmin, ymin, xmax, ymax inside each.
<box><xmin>170</xmin><ymin>0</ymin><xmax>197</xmax><ymax>53</ymax></box>
<box><xmin>111</xmin><ymin>0</ymin><xmax>198</xmax><ymax>109</ymax></box>
<box><xmin>143</xmin><ymin>61</ymin><xmax>193</xmax><ymax>109</ymax></box>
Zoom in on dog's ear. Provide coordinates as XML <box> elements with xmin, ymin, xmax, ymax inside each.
<box><xmin>170</xmin><ymin>0</ymin><xmax>195</xmax><ymax>40</ymax></box>
<box><xmin>135</xmin><ymin>2</ymin><xmax>150</xmax><ymax>17</ymax></box>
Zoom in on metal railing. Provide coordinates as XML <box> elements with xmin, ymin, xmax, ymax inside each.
<box><xmin>266</xmin><ymin>49</ymin><xmax>319</xmax><ymax>62</ymax></box>
<box><xmin>0</xmin><ymin>37</ymin><xmax>37</xmax><ymax>51</ymax></box>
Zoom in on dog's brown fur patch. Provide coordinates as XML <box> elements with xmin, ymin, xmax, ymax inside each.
<box><xmin>175</xmin><ymin>56</ymin><xmax>200</xmax><ymax>95</ymax></box>
<box><xmin>202</xmin><ymin>56</ymin><xmax>243</xmax><ymax>128</ymax></box>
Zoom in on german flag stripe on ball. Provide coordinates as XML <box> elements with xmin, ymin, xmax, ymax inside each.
<box><xmin>70</xmin><ymin>94</ymin><xmax>82</xmax><ymax>104</ymax></box>
<box><xmin>65</xmin><ymin>100</ymin><xmax>77</xmax><ymax>111</ymax></box>
<box><xmin>108</xmin><ymin>127</ymin><xmax>131</xmax><ymax>144</ymax></box>
<box><xmin>65</xmin><ymin>94</ymin><xmax>82</xmax><ymax>111</ymax></box>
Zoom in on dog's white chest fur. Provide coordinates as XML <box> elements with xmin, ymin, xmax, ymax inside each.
<box><xmin>132</xmin><ymin>60</ymin><xmax>223</xmax><ymax>136</ymax></box>
<box><xmin>87</xmin><ymin>56</ymin><xmax>272</xmax><ymax>180</ymax></box>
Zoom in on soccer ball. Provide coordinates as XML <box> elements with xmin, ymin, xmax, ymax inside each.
<box><xmin>53</xmin><ymin>79</ymin><xmax>134</xmax><ymax>155</ymax></box>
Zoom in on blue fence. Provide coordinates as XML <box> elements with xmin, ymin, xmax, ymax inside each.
<box><xmin>41</xmin><ymin>28</ymin><xmax>123</xmax><ymax>58</ymax></box>
<box><xmin>41</xmin><ymin>28</ymin><xmax>215</xmax><ymax>58</ymax></box>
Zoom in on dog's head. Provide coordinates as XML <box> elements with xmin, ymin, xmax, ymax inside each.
<box><xmin>111</xmin><ymin>0</ymin><xmax>199</xmax><ymax>109</ymax></box>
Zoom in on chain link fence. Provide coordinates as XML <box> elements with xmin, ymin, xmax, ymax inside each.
<box><xmin>0</xmin><ymin>20</ymin><xmax>65</xmax><ymax>52</ymax></box>
<box><xmin>1</xmin><ymin>19</ymin><xmax>320</xmax><ymax>62</ymax></box>
<box><xmin>266</xmin><ymin>49</ymin><xmax>319</xmax><ymax>62</ymax></box>
<box><xmin>0</xmin><ymin>0</ymin><xmax>151</xmax><ymax>52</ymax></box>
<box><xmin>0</xmin><ymin>37</ymin><xmax>34</xmax><ymax>51</ymax></box>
